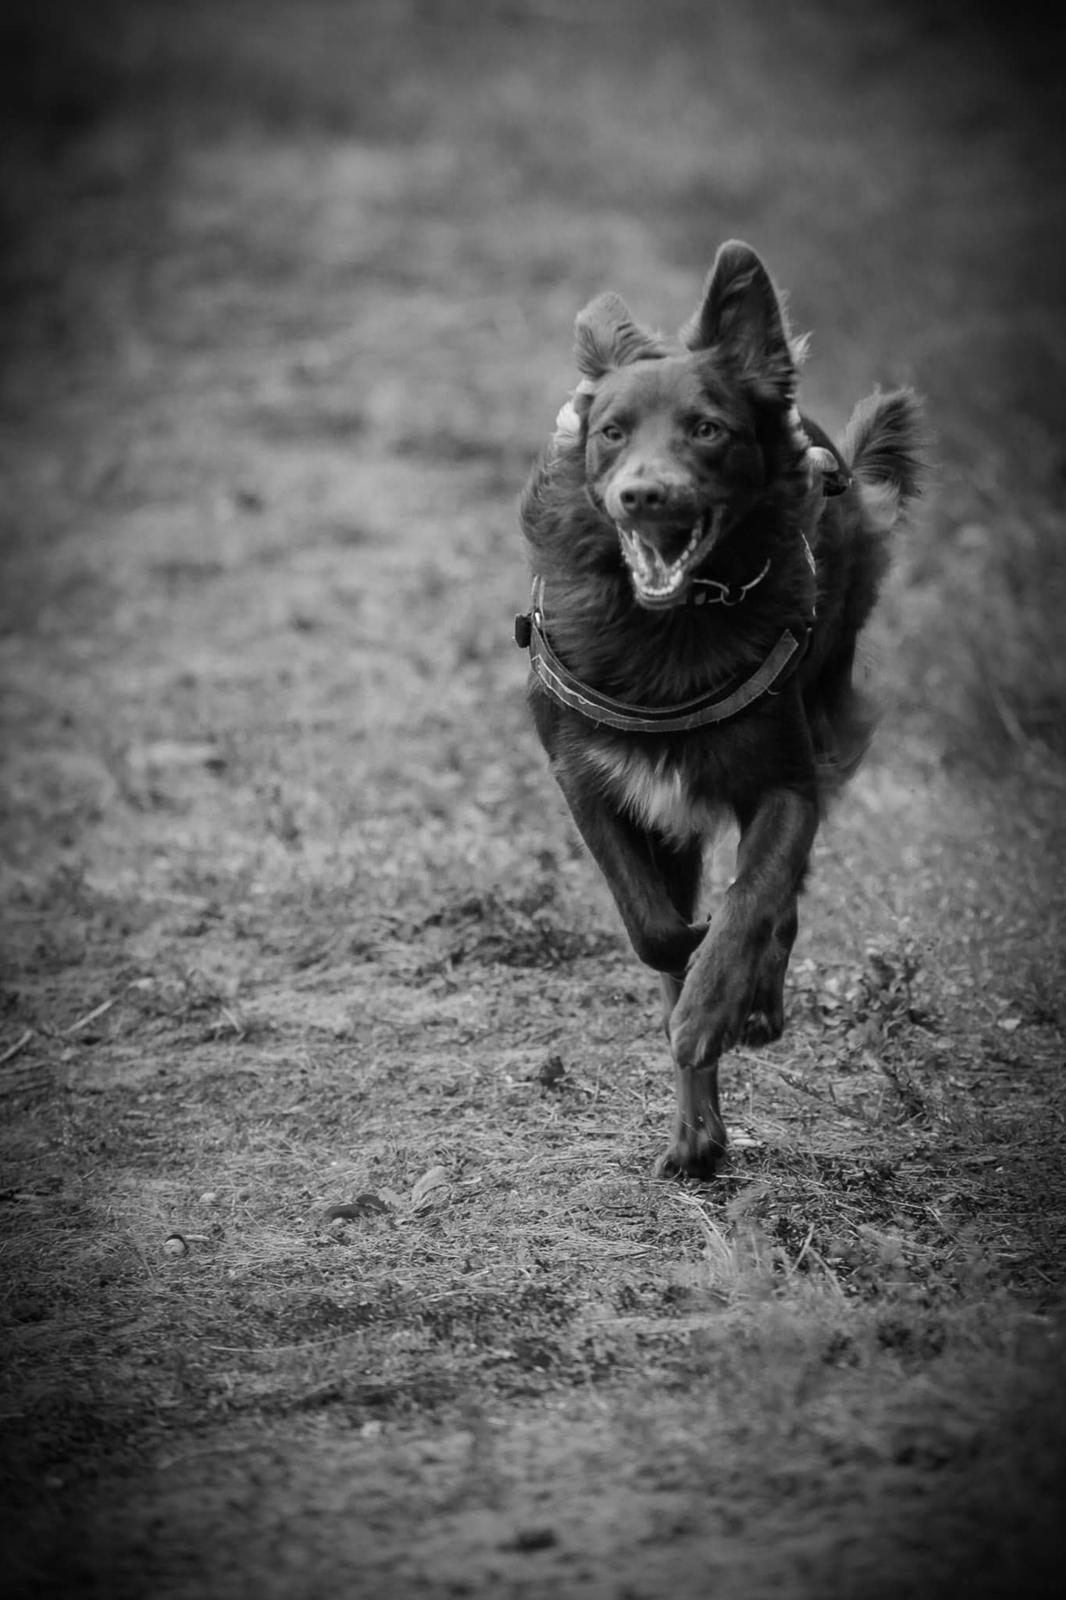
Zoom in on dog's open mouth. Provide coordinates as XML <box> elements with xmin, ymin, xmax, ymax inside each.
<box><xmin>616</xmin><ymin>508</ymin><xmax>724</xmax><ymax>608</ymax></box>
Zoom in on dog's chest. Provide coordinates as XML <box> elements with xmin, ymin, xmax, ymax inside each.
<box><xmin>583</xmin><ymin>743</ymin><xmax>726</xmax><ymax>844</ymax></box>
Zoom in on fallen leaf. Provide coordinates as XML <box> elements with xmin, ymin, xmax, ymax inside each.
<box><xmin>411</xmin><ymin>1166</ymin><xmax>450</xmax><ymax>1211</ymax></box>
<box><xmin>325</xmin><ymin>1194</ymin><xmax>390</xmax><ymax>1221</ymax></box>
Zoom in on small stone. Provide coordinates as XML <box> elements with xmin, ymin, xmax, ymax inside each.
<box><xmin>503</xmin><ymin>1527</ymin><xmax>558</xmax><ymax>1553</ymax></box>
<box><xmin>537</xmin><ymin>1054</ymin><xmax>566</xmax><ymax>1088</ymax></box>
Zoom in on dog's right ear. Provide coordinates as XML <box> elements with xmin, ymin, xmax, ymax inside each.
<box><xmin>681</xmin><ymin>241</ymin><xmax>797</xmax><ymax>403</ymax></box>
<box><xmin>574</xmin><ymin>292</ymin><xmax>668</xmax><ymax>380</ymax></box>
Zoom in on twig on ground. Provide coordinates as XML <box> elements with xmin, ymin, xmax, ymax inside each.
<box><xmin>0</xmin><ymin>1030</ymin><xmax>34</xmax><ymax>1067</ymax></box>
<box><xmin>65</xmin><ymin>998</ymin><xmax>116</xmax><ymax>1034</ymax></box>
<box><xmin>803</xmin><ymin>1244</ymin><xmax>846</xmax><ymax>1298</ymax></box>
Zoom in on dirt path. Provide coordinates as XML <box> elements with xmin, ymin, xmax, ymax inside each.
<box><xmin>2</xmin><ymin>5</ymin><xmax>1064</xmax><ymax>1597</ymax></box>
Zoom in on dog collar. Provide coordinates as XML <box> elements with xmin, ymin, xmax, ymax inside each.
<box><xmin>514</xmin><ymin>579</ymin><xmax>811</xmax><ymax>734</ymax></box>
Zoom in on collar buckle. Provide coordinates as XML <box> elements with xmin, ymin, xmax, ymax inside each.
<box><xmin>689</xmin><ymin>555</ymin><xmax>772</xmax><ymax>608</ymax></box>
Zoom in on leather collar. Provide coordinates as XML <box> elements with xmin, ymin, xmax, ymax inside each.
<box><xmin>515</xmin><ymin>578</ymin><xmax>812</xmax><ymax>734</ymax></box>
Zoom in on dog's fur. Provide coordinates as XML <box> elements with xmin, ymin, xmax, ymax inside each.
<box><xmin>519</xmin><ymin>241</ymin><xmax>924</xmax><ymax>1178</ymax></box>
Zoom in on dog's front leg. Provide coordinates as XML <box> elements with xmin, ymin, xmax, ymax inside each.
<box><xmin>659</xmin><ymin>788</ymin><xmax>817</xmax><ymax>1178</ymax></box>
<box><xmin>552</xmin><ymin>761</ymin><xmax>706</xmax><ymax>975</ymax></box>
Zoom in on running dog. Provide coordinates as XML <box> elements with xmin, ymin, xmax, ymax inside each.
<box><xmin>517</xmin><ymin>240</ymin><xmax>924</xmax><ymax>1178</ymax></box>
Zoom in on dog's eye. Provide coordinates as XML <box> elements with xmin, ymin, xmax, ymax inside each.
<box><xmin>599</xmin><ymin>422</ymin><xmax>626</xmax><ymax>444</ymax></box>
<box><xmin>692</xmin><ymin>419</ymin><xmax>724</xmax><ymax>442</ymax></box>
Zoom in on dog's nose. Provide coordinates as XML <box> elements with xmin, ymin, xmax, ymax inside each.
<box><xmin>618</xmin><ymin>481</ymin><xmax>668</xmax><ymax>514</ymax></box>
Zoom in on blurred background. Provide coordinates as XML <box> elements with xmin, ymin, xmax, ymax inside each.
<box><xmin>1</xmin><ymin>0</ymin><xmax>1064</xmax><ymax>768</ymax></box>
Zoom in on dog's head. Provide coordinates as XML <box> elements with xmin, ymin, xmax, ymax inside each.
<box><xmin>566</xmin><ymin>242</ymin><xmax>806</xmax><ymax>609</ymax></box>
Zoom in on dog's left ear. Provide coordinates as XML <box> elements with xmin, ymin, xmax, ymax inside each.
<box><xmin>574</xmin><ymin>292</ymin><xmax>669</xmax><ymax>381</ymax></box>
<box><xmin>681</xmin><ymin>241</ymin><xmax>796</xmax><ymax>403</ymax></box>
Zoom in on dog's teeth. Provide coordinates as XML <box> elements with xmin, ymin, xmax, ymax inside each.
<box><xmin>617</xmin><ymin>516</ymin><xmax>720</xmax><ymax>602</ymax></box>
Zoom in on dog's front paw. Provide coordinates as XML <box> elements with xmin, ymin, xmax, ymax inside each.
<box><xmin>670</xmin><ymin>995</ymin><xmax>741</xmax><ymax>1071</ymax></box>
<box><xmin>669</xmin><ymin>935</ymin><xmax>754</xmax><ymax>1067</ymax></box>
<box><xmin>656</xmin><ymin>1062</ymin><xmax>727</xmax><ymax>1180</ymax></box>
<box><xmin>655</xmin><ymin>1117</ymin><xmax>728</xmax><ymax>1181</ymax></box>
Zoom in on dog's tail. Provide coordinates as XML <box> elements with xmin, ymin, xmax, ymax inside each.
<box><xmin>810</xmin><ymin>389</ymin><xmax>927</xmax><ymax>798</ymax></box>
<box><xmin>842</xmin><ymin>388</ymin><xmax>927</xmax><ymax>532</ymax></box>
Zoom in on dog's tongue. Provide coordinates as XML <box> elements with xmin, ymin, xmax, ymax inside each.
<box><xmin>635</xmin><ymin>537</ymin><xmax>687</xmax><ymax>593</ymax></box>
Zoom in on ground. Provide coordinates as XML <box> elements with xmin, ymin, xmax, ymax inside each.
<box><xmin>1</xmin><ymin>3</ymin><xmax>1065</xmax><ymax>1597</ymax></box>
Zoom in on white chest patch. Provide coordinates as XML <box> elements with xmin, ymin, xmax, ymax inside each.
<box><xmin>582</xmin><ymin>743</ymin><xmax>728</xmax><ymax>847</ymax></box>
